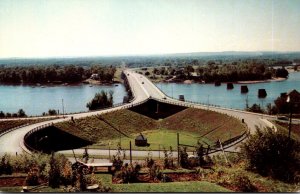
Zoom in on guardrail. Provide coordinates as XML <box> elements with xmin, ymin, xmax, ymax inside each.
<box><xmin>23</xmin><ymin>122</ymin><xmax>54</xmax><ymax>152</ymax></box>
<box><xmin>0</xmin><ymin>123</ymin><xmax>30</xmax><ymax>138</ymax></box>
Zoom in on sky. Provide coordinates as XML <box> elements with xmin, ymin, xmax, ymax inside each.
<box><xmin>0</xmin><ymin>0</ymin><xmax>299</xmax><ymax>58</ymax></box>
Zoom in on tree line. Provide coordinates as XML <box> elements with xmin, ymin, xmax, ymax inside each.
<box><xmin>0</xmin><ymin>65</ymin><xmax>116</xmax><ymax>84</ymax></box>
<box><xmin>149</xmin><ymin>63</ymin><xmax>289</xmax><ymax>83</ymax></box>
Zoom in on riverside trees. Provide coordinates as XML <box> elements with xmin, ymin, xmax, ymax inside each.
<box><xmin>86</xmin><ymin>90</ymin><xmax>114</xmax><ymax>110</ymax></box>
<box><xmin>0</xmin><ymin>65</ymin><xmax>116</xmax><ymax>84</ymax></box>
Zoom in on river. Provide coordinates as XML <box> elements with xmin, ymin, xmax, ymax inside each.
<box><xmin>155</xmin><ymin>72</ymin><xmax>300</xmax><ymax>110</ymax></box>
<box><xmin>0</xmin><ymin>84</ymin><xmax>127</xmax><ymax>116</ymax></box>
<box><xmin>0</xmin><ymin>72</ymin><xmax>299</xmax><ymax>116</ymax></box>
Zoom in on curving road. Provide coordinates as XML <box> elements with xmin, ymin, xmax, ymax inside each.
<box><xmin>0</xmin><ymin>70</ymin><xmax>148</xmax><ymax>155</ymax></box>
<box><xmin>0</xmin><ymin>69</ymin><xmax>298</xmax><ymax>156</ymax></box>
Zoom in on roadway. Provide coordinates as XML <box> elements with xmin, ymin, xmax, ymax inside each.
<box><xmin>0</xmin><ymin>70</ymin><xmax>149</xmax><ymax>155</ymax></box>
<box><xmin>0</xmin><ymin>69</ymin><xmax>297</xmax><ymax>157</ymax></box>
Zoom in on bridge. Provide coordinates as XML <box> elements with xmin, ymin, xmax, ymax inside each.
<box><xmin>0</xmin><ymin>69</ymin><xmax>283</xmax><ymax>156</ymax></box>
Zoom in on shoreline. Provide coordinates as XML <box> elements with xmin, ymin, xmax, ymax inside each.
<box><xmin>0</xmin><ymin>80</ymin><xmax>121</xmax><ymax>87</ymax></box>
<box><xmin>236</xmin><ymin>77</ymin><xmax>287</xmax><ymax>84</ymax></box>
<box><xmin>156</xmin><ymin>77</ymin><xmax>288</xmax><ymax>85</ymax></box>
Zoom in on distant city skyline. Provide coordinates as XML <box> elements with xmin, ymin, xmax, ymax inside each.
<box><xmin>0</xmin><ymin>0</ymin><xmax>300</xmax><ymax>58</ymax></box>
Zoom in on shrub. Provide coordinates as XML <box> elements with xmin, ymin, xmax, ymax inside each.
<box><xmin>234</xmin><ymin>175</ymin><xmax>258</xmax><ymax>192</ymax></box>
<box><xmin>0</xmin><ymin>154</ymin><xmax>13</xmax><ymax>175</ymax></box>
<box><xmin>145</xmin><ymin>151</ymin><xmax>154</xmax><ymax>168</ymax></box>
<box><xmin>25</xmin><ymin>166</ymin><xmax>39</xmax><ymax>186</ymax></box>
<box><xmin>179</xmin><ymin>147</ymin><xmax>189</xmax><ymax>168</ymax></box>
<box><xmin>120</xmin><ymin>163</ymin><xmax>141</xmax><ymax>183</ymax></box>
<box><xmin>149</xmin><ymin>163</ymin><xmax>162</xmax><ymax>181</ymax></box>
<box><xmin>241</xmin><ymin>127</ymin><xmax>300</xmax><ymax>183</ymax></box>
<box><xmin>163</xmin><ymin>146</ymin><xmax>175</xmax><ymax>169</ymax></box>
<box><xmin>48</xmin><ymin>153</ymin><xmax>61</xmax><ymax>188</ymax></box>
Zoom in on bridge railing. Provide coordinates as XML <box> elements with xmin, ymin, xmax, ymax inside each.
<box><xmin>23</xmin><ymin>122</ymin><xmax>54</xmax><ymax>152</ymax></box>
<box><xmin>0</xmin><ymin>123</ymin><xmax>30</xmax><ymax>138</ymax></box>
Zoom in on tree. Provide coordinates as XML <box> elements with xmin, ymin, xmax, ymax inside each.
<box><xmin>17</xmin><ymin>109</ymin><xmax>27</xmax><ymax>117</ymax></box>
<box><xmin>86</xmin><ymin>90</ymin><xmax>114</xmax><ymax>110</ymax></box>
<box><xmin>246</xmin><ymin>103</ymin><xmax>264</xmax><ymax>113</ymax></box>
<box><xmin>48</xmin><ymin>109</ymin><xmax>57</xmax><ymax>115</ymax></box>
<box><xmin>241</xmin><ymin>127</ymin><xmax>300</xmax><ymax>183</ymax></box>
<box><xmin>275</xmin><ymin>67</ymin><xmax>289</xmax><ymax>78</ymax></box>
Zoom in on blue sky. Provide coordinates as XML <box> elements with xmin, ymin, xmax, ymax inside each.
<box><xmin>0</xmin><ymin>0</ymin><xmax>299</xmax><ymax>58</ymax></box>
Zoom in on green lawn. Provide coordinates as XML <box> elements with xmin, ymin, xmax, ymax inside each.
<box><xmin>94</xmin><ymin>174</ymin><xmax>231</xmax><ymax>192</ymax></box>
<box><xmin>113</xmin><ymin>181</ymin><xmax>231</xmax><ymax>192</ymax></box>
<box><xmin>90</xmin><ymin>129</ymin><xmax>210</xmax><ymax>151</ymax></box>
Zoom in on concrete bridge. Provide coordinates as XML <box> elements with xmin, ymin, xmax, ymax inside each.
<box><xmin>0</xmin><ymin>69</ymin><xmax>283</xmax><ymax>156</ymax></box>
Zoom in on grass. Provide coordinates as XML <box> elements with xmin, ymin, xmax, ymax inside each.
<box><xmin>0</xmin><ymin>118</ymin><xmax>56</xmax><ymax>135</ymax></box>
<box><xmin>55</xmin><ymin>109</ymin><xmax>157</xmax><ymax>142</ymax></box>
<box><xmin>55</xmin><ymin>108</ymin><xmax>247</xmax><ymax>150</ymax></box>
<box><xmin>161</xmin><ymin>108</ymin><xmax>246</xmax><ymax>143</ymax></box>
<box><xmin>113</xmin><ymin>181</ymin><xmax>231</xmax><ymax>192</ymax></box>
<box><xmin>91</xmin><ymin>129</ymin><xmax>204</xmax><ymax>150</ymax></box>
<box><xmin>274</xmin><ymin>120</ymin><xmax>300</xmax><ymax>140</ymax></box>
<box><xmin>93</xmin><ymin>174</ymin><xmax>231</xmax><ymax>192</ymax></box>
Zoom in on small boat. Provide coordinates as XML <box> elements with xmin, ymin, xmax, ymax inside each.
<box><xmin>89</xmin><ymin>85</ymin><xmax>93</xmax><ymax>87</ymax></box>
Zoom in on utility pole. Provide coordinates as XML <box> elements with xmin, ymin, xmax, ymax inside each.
<box><xmin>177</xmin><ymin>133</ymin><xmax>180</xmax><ymax>166</ymax></box>
<box><xmin>172</xmin><ymin>84</ymin><xmax>174</xmax><ymax>98</ymax></box>
<box><xmin>288</xmin><ymin>101</ymin><xmax>292</xmax><ymax>140</ymax></box>
<box><xmin>207</xmin><ymin>95</ymin><xmax>210</xmax><ymax>110</ymax></box>
<box><xmin>129</xmin><ymin>141</ymin><xmax>132</xmax><ymax>165</ymax></box>
<box><xmin>62</xmin><ymin>98</ymin><xmax>65</xmax><ymax>118</ymax></box>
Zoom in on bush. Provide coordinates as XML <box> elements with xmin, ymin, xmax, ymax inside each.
<box><xmin>234</xmin><ymin>175</ymin><xmax>258</xmax><ymax>192</ymax></box>
<box><xmin>163</xmin><ymin>147</ymin><xmax>175</xmax><ymax>169</ymax></box>
<box><xmin>241</xmin><ymin>127</ymin><xmax>300</xmax><ymax>183</ymax></box>
<box><xmin>0</xmin><ymin>154</ymin><xmax>13</xmax><ymax>175</ymax></box>
<box><xmin>120</xmin><ymin>163</ymin><xmax>141</xmax><ymax>183</ymax></box>
<box><xmin>25</xmin><ymin>166</ymin><xmax>39</xmax><ymax>186</ymax></box>
<box><xmin>179</xmin><ymin>147</ymin><xmax>189</xmax><ymax>168</ymax></box>
<box><xmin>48</xmin><ymin>153</ymin><xmax>61</xmax><ymax>188</ymax></box>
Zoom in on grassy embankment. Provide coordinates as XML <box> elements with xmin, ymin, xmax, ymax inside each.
<box><xmin>272</xmin><ymin>120</ymin><xmax>300</xmax><ymax>141</ymax></box>
<box><xmin>55</xmin><ymin>108</ymin><xmax>247</xmax><ymax>150</ymax></box>
<box><xmin>0</xmin><ymin>118</ymin><xmax>56</xmax><ymax>135</ymax></box>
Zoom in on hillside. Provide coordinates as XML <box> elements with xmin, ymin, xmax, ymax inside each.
<box><xmin>54</xmin><ymin>109</ymin><xmax>158</xmax><ymax>142</ymax></box>
<box><xmin>161</xmin><ymin>108</ymin><xmax>246</xmax><ymax>143</ymax></box>
<box><xmin>54</xmin><ymin>107</ymin><xmax>246</xmax><ymax>148</ymax></box>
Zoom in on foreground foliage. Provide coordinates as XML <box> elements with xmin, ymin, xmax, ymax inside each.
<box><xmin>241</xmin><ymin>127</ymin><xmax>300</xmax><ymax>183</ymax></box>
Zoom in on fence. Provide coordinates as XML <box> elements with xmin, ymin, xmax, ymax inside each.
<box><xmin>23</xmin><ymin>122</ymin><xmax>54</xmax><ymax>152</ymax></box>
<box><xmin>0</xmin><ymin>123</ymin><xmax>30</xmax><ymax>138</ymax></box>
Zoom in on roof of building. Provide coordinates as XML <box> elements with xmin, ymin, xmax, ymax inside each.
<box><xmin>287</xmin><ymin>89</ymin><xmax>300</xmax><ymax>102</ymax></box>
<box><xmin>135</xmin><ymin>133</ymin><xmax>147</xmax><ymax>141</ymax></box>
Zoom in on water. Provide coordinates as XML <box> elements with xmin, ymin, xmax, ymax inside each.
<box><xmin>156</xmin><ymin>72</ymin><xmax>300</xmax><ymax>110</ymax></box>
<box><xmin>0</xmin><ymin>84</ymin><xmax>127</xmax><ymax>116</ymax></box>
<box><xmin>1</xmin><ymin>72</ymin><xmax>299</xmax><ymax>116</ymax></box>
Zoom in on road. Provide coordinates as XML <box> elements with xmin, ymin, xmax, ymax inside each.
<box><xmin>0</xmin><ymin>70</ymin><xmax>149</xmax><ymax>155</ymax></box>
<box><xmin>0</xmin><ymin>69</ymin><xmax>298</xmax><ymax>157</ymax></box>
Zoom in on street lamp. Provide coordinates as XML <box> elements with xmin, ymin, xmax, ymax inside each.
<box><xmin>62</xmin><ymin>98</ymin><xmax>65</xmax><ymax>118</ymax></box>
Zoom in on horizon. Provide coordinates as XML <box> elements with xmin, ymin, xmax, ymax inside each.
<box><xmin>1</xmin><ymin>50</ymin><xmax>300</xmax><ymax>60</ymax></box>
<box><xmin>1</xmin><ymin>0</ymin><xmax>300</xmax><ymax>58</ymax></box>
